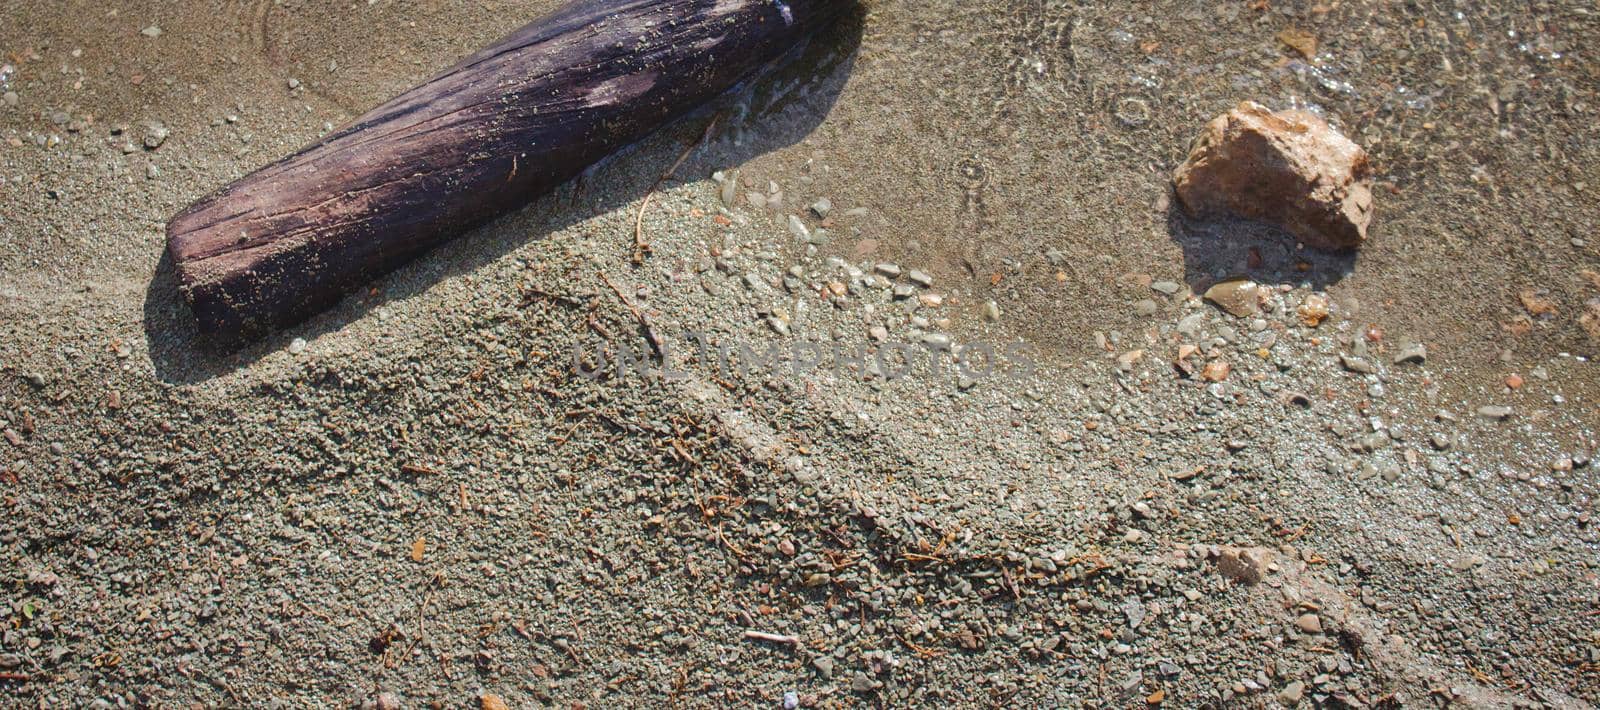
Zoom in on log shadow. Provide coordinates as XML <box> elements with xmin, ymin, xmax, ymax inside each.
<box><xmin>143</xmin><ymin>3</ymin><xmax>866</xmax><ymax>385</ymax></box>
<box><xmin>1166</xmin><ymin>199</ymin><xmax>1359</xmax><ymax>295</ymax></box>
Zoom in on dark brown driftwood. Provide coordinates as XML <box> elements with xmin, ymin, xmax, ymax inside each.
<box><xmin>167</xmin><ymin>0</ymin><xmax>849</xmax><ymax>337</ymax></box>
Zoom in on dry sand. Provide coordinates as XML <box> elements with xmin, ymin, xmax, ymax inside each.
<box><xmin>2</xmin><ymin>0</ymin><xmax>1598</xmax><ymax>707</ymax></box>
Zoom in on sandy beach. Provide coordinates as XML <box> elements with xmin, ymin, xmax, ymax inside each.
<box><xmin>2</xmin><ymin>0</ymin><xmax>1597</xmax><ymax>706</ymax></box>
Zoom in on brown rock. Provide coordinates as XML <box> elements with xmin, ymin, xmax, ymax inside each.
<box><xmin>1173</xmin><ymin>101</ymin><xmax>1374</xmax><ymax>251</ymax></box>
<box><xmin>1518</xmin><ymin>288</ymin><xmax>1558</xmax><ymax>316</ymax></box>
<box><xmin>1277</xmin><ymin>28</ymin><xmax>1318</xmax><ymax>60</ymax></box>
<box><xmin>1203</xmin><ymin>279</ymin><xmax>1262</xmax><ymax>317</ymax></box>
<box><xmin>1200</xmin><ymin>360</ymin><xmax>1232</xmax><ymax>383</ymax></box>
<box><xmin>480</xmin><ymin>694</ymin><xmax>509</xmax><ymax>710</ymax></box>
<box><xmin>1216</xmin><ymin>546</ymin><xmax>1272</xmax><ymax>585</ymax></box>
<box><xmin>1580</xmin><ymin>300</ymin><xmax>1600</xmax><ymax>342</ymax></box>
<box><xmin>1295</xmin><ymin>613</ymin><xmax>1323</xmax><ymax>634</ymax></box>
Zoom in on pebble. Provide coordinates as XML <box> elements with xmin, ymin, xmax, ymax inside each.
<box><xmin>875</xmin><ymin>263</ymin><xmax>902</xmax><ymax>278</ymax></box>
<box><xmin>809</xmin><ymin>198</ymin><xmax>832</xmax><ymax>219</ymax></box>
<box><xmin>1203</xmin><ymin>280</ymin><xmax>1261</xmax><ymax>318</ymax></box>
<box><xmin>140</xmin><ymin>25</ymin><xmax>162</xmax><ymax>38</ymax></box>
<box><xmin>892</xmin><ymin>284</ymin><xmax>915</xmax><ymax>300</ymax></box>
<box><xmin>1297</xmin><ymin>294</ymin><xmax>1330</xmax><ymax>327</ymax></box>
<box><xmin>1278</xmin><ymin>680</ymin><xmax>1306</xmax><ymax>703</ymax></box>
<box><xmin>850</xmin><ymin>672</ymin><xmax>876</xmax><ymax>693</ymax></box>
<box><xmin>2</xmin><ymin>92</ymin><xmax>18</xmax><ymax>108</ymax></box>
<box><xmin>783</xmin><ymin>691</ymin><xmax>800</xmax><ymax>709</ymax></box>
<box><xmin>714</xmin><ymin>169</ymin><xmax>739</xmax><ymax>208</ymax></box>
<box><xmin>812</xmin><ymin>656</ymin><xmax>835</xmax><ymax>678</ymax></box>
<box><xmin>982</xmin><ymin>301</ymin><xmax>1000</xmax><ymax>321</ymax></box>
<box><xmin>1133</xmin><ymin>299</ymin><xmax>1158</xmax><ymax>316</ymax></box>
<box><xmin>142</xmin><ymin>122</ymin><xmax>169</xmax><ymax>150</ymax></box>
<box><xmin>1339</xmin><ymin>354</ymin><xmax>1376</xmax><ymax>374</ymax></box>
<box><xmin>907</xmin><ymin>270</ymin><xmax>934</xmax><ymax>288</ymax></box>
<box><xmin>1476</xmin><ymin>405</ymin><xmax>1513</xmax><ymax>420</ymax></box>
<box><xmin>1176</xmin><ymin>312</ymin><xmax>1205</xmax><ymax>338</ymax></box>
<box><xmin>1295</xmin><ymin>613</ymin><xmax>1322</xmax><ymax>634</ymax></box>
<box><xmin>1392</xmin><ymin>341</ymin><xmax>1427</xmax><ymax>364</ymax></box>
<box><xmin>289</xmin><ymin>337</ymin><xmax>307</xmax><ymax>355</ymax></box>
<box><xmin>1151</xmin><ymin>280</ymin><xmax>1182</xmax><ymax>296</ymax></box>
<box><xmin>787</xmin><ymin>215</ymin><xmax>809</xmax><ymax>241</ymax></box>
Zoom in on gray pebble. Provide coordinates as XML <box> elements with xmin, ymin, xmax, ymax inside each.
<box><xmin>1177</xmin><ymin>313</ymin><xmax>1206</xmax><ymax>338</ymax></box>
<box><xmin>787</xmin><ymin>214</ymin><xmax>809</xmax><ymax>241</ymax></box>
<box><xmin>850</xmin><ymin>673</ymin><xmax>876</xmax><ymax>693</ymax></box>
<box><xmin>1393</xmin><ymin>341</ymin><xmax>1427</xmax><ymax>364</ymax></box>
<box><xmin>907</xmin><ymin>270</ymin><xmax>933</xmax><ymax>288</ymax></box>
<box><xmin>812</xmin><ymin>656</ymin><xmax>835</xmax><ymax>678</ymax></box>
<box><xmin>142</xmin><ymin>122</ymin><xmax>169</xmax><ymax>150</ymax></box>
<box><xmin>1278</xmin><ymin>680</ymin><xmax>1306</xmax><ymax>703</ymax></box>
<box><xmin>809</xmin><ymin>197</ymin><xmax>832</xmax><ymax>219</ymax></box>
<box><xmin>1476</xmin><ymin>405</ymin><xmax>1513</xmax><ymax>420</ymax></box>
<box><xmin>1339</xmin><ymin>354</ymin><xmax>1376</xmax><ymax>374</ymax></box>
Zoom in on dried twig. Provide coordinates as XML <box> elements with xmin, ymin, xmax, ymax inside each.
<box><xmin>598</xmin><ymin>270</ymin><xmax>664</xmax><ymax>357</ymax></box>
<box><xmin>633</xmin><ymin>113</ymin><xmax>721</xmax><ymax>263</ymax></box>
<box><xmin>743</xmin><ymin>630</ymin><xmax>800</xmax><ymax>646</ymax></box>
<box><xmin>519</xmin><ymin>286</ymin><xmax>592</xmax><ymax>308</ymax></box>
<box><xmin>894</xmin><ymin>632</ymin><xmax>947</xmax><ymax>659</ymax></box>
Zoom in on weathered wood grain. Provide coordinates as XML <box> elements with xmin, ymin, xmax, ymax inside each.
<box><xmin>167</xmin><ymin>0</ymin><xmax>850</xmax><ymax>337</ymax></box>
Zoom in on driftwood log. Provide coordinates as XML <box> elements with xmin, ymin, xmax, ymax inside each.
<box><xmin>167</xmin><ymin>0</ymin><xmax>849</xmax><ymax>337</ymax></box>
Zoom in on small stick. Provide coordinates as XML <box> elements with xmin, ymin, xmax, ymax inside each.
<box><xmin>633</xmin><ymin>113</ymin><xmax>721</xmax><ymax>264</ymax></box>
<box><xmin>598</xmin><ymin>270</ymin><xmax>664</xmax><ymax>358</ymax></box>
<box><xmin>743</xmin><ymin>631</ymin><xmax>800</xmax><ymax>646</ymax></box>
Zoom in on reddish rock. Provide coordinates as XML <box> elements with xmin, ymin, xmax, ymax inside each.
<box><xmin>1173</xmin><ymin>101</ymin><xmax>1374</xmax><ymax>251</ymax></box>
<box><xmin>1581</xmin><ymin>300</ymin><xmax>1600</xmax><ymax>342</ymax></box>
<box><xmin>1215</xmin><ymin>546</ymin><xmax>1272</xmax><ymax>585</ymax></box>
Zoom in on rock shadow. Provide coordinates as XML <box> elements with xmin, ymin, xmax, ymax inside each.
<box><xmin>1166</xmin><ymin>198</ymin><xmax>1359</xmax><ymax>295</ymax></box>
<box><xmin>143</xmin><ymin>3</ymin><xmax>867</xmax><ymax>385</ymax></box>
